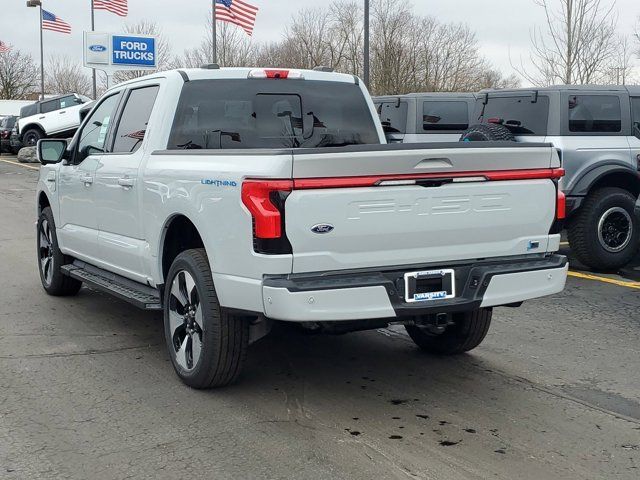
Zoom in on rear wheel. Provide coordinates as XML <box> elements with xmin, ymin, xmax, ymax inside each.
<box><xmin>567</xmin><ymin>187</ymin><xmax>639</xmax><ymax>271</ymax></box>
<box><xmin>405</xmin><ymin>309</ymin><xmax>492</xmax><ymax>355</ymax></box>
<box><xmin>164</xmin><ymin>248</ymin><xmax>249</xmax><ymax>388</ymax></box>
<box><xmin>37</xmin><ymin>207</ymin><xmax>82</xmax><ymax>296</ymax></box>
<box><xmin>23</xmin><ymin>128</ymin><xmax>43</xmax><ymax>147</ymax></box>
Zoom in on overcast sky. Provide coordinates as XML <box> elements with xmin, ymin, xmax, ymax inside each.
<box><xmin>1</xmin><ymin>0</ymin><xmax>639</xmax><ymax>83</ymax></box>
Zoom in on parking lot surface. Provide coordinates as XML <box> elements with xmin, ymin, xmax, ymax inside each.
<box><xmin>0</xmin><ymin>157</ymin><xmax>639</xmax><ymax>480</ymax></box>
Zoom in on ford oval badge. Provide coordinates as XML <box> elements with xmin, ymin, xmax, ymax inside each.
<box><xmin>311</xmin><ymin>224</ymin><xmax>334</xmax><ymax>234</ymax></box>
<box><xmin>89</xmin><ymin>45</ymin><xmax>107</xmax><ymax>52</ymax></box>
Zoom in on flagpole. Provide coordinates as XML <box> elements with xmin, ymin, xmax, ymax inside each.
<box><xmin>363</xmin><ymin>0</ymin><xmax>370</xmax><ymax>88</ymax></box>
<box><xmin>91</xmin><ymin>0</ymin><xmax>97</xmax><ymax>99</ymax></box>
<box><xmin>39</xmin><ymin>4</ymin><xmax>45</xmax><ymax>100</ymax></box>
<box><xmin>212</xmin><ymin>1</ymin><xmax>217</xmax><ymax>64</ymax></box>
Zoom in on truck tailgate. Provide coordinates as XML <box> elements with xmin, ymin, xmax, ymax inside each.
<box><xmin>285</xmin><ymin>144</ymin><xmax>562</xmax><ymax>273</ymax></box>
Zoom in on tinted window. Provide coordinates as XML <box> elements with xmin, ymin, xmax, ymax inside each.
<box><xmin>168</xmin><ymin>79</ymin><xmax>379</xmax><ymax>149</ymax></box>
<box><xmin>76</xmin><ymin>93</ymin><xmax>120</xmax><ymax>162</ymax></box>
<box><xmin>568</xmin><ymin>95</ymin><xmax>621</xmax><ymax>133</ymax></box>
<box><xmin>20</xmin><ymin>104</ymin><xmax>37</xmax><ymax>117</ymax></box>
<box><xmin>0</xmin><ymin>117</ymin><xmax>15</xmax><ymax>129</ymax></box>
<box><xmin>112</xmin><ymin>86</ymin><xmax>159</xmax><ymax>153</ymax></box>
<box><xmin>40</xmin><ymin>99</ymin><xmax>60</xmax><ymax>114</ymax></box>
<box><xmin>59</xmin><ymin>95</ymin><xmax>81</xmax><ymax>109</ymax></box>
<box><xmin>422</xmin><ymin>101</ymin><xmax>469</xmax><ymax>131</ymax></box>
<box><xmin>473</xmin><ymin>95</ymin><xmax>550</xmax><ymax>135</ymax></box>
<box><xmin>376</xmin><ymin>101</ymin><xmax>408</xmax><ymax>134</ymax></box>
<box><xmin>631</xmin><ymin>97</ymin><xmax>640</xmax><ymax>139</ymax></box>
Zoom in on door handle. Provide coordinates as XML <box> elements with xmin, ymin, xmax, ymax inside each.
<box><xmin>118</xmin><ymin>177</ymin><xmax>135</xmax><ymax>188</ymax></box>
<box><xmin>81</xmin><ymin>175</ymin><xmax>93</xmax><ymax>185</ymax></box>
<box><xmin>46</xmin><ymin>172</ymin><xmax>56</xmax><ymax>182</ymax></box>
<box><xmin>59</xmin><ymin>110</ymin><xmax>66</xmax><ymax>114</ymax></box>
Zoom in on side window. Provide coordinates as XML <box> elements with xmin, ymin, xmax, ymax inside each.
<box><xmin>422</xmin><ymin>101</ymin><xmax>469</xmax><ymax>131</ymax></box>
<box><xmin>40</xmin><ymin>99</ymin><xmax>61</xmax><ymax>114</ymax></box>
<box><xmin>76</xmin><ymin>93</ymin><xmax>121</xmax><ymax>163</ymax></box>
<box><xmin>59</xmin><ymin>95</ymin><xmax>80</xmax><ymax>109</ymax></box>
<box><xmin>378</xmin><ymin>101</ymin><xmax>408</xmax><ymax>134</ymax></box>
<box><xmin>568</xmin><ymin>95</ymin><xmax>621</xmax><ymax>133</ymax></box>
<box><xmin>630</xmin><ymin>98</ymin><xmax>640</xmax><ymax>139</ymax></box>
<box><xmin>112</xmin><ymin>86</ymin><xmax>159</xmax><ymax>154</ymax></box>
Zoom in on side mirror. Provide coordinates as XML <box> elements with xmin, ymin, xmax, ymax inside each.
<box><xmin>38</xmin><ymin>139</ymin><xmax>67</xmax><ymax>165</ymax></box>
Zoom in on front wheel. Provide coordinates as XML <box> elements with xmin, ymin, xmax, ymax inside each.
<box><xmin>37</xmin><ymin>207</ymin><xmax>82</xmax><ymax>296</ymax></box>
<box><xmin>405</xmin><ymin>309</ymin><xmax>493</xmax><ymax>355</ymax></box>
<box><xmin>164</xmin><ymin>248</ymin><xmax>249</xmax><ymax>389</ymax></box>
<box><xmin>567</xmin><ymin>187</ymin><xmax>640</xmax><ymax>271</ymax></box>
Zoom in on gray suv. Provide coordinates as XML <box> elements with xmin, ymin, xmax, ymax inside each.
<box><xmin>461</xmin><ymin>86</ymin><xmax>640</xmax><ymax>271</ymax></box>
<box><xmin>374</xmin><ymin>93</ymin><xmax>476</xmax><ymax>143</ymax></box>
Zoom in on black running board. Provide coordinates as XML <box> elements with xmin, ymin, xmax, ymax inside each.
<box><xmin>61</xmin><ymin>262</ymin><xmax>162</xmax><ymax>310</ymax></box>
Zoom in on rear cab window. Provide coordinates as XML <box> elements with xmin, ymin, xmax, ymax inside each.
<box><xmin>167</xmin><ymin>79</ymin><xmax>380</xmax><ymax>150</ymax></box>
<box><xmin>422</xmin><ymin>101</ymin><xmax>470</xmax><ymax>132</ymax></box>
<box><xmin>568</xmin><ymin>95</ymin><xmax>621</xmax><ymax>133</ymax></box>
<box><xmin>473</xmin><ymin>95</ymin><xmax>550</xmax><ymax>135</ymax></box>
<box><xmin>376</xmin><ymin>101</ymin><xmax>408</xmax><ymax>134</ymax></box>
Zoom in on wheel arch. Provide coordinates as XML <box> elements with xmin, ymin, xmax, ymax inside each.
<box><xmin>158</xmin><ymin>214</ymin><xmax>207</xmax><ymax>285</ymax></box>
<box><xmin>37</xmin><ymin>190</ymin><xmax>51</xmax><ymax>215</ymax></box>
<box><xmin>20</xmin><ymin>123</ymin><xmax>45</xmax><ymax>135</ymax></box>
<box><xmin>570</xmin><ymin>164</ymin><xmax>640</xmax><ymax>199</ymax></box>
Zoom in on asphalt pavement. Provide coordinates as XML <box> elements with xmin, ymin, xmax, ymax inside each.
<box><xmin>0</xmin><ymin>156</ymin><xmax>639</xmax><ymax>480</ymax></box>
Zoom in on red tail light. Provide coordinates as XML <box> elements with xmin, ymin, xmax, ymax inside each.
<box><xmin>556</xmin><ymin>189</ymin><xmax>566</xmax><ymax>220</ymax></box>
<box><xmin>241</xmin><ymin>180</ymin><xmax>293</xmax><ymax>239</ymax></box>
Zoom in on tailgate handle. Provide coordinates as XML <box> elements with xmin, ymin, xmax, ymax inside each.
<box><xmin>415</xmin><ymin>157</ymin><xmax>453</xmax><ymax>169</ymax></box>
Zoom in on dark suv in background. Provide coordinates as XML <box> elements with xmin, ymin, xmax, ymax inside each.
<box><xmin>0</xmin><ymin>115</ymin><xmax>18</xmax><ymax>154</ymax></box>
<box><xmin>461</xmin><ymin>86</ymin><xmax>640</xmax><ymax>271</ymax></box>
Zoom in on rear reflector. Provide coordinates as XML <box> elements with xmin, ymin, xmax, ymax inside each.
<box><xmin>556</xmin><ymin>190</ymin><xmax>566</xmax><ymax>220</ymax></box>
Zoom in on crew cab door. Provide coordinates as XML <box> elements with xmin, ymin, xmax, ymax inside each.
<box><xmin>55</xmin><ymin>95</ymin><xmax>85</xmax><ymax>132</ymax></box>
<box><xmin>93</xmin><ymin>85</ymin><xmax>160</xmax><ymax>283</ymax></box>
<box><xmin>57</xmin><ymin>92</ymin><xmax>122</xmax><ymax>261</ymax></box>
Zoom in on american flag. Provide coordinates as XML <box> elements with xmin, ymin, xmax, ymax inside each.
<box><xmin>42</xmin><ymin>10</ymin><xmax>71</xmax><ymax>34</ymax></box>
<box><xmin>0</xmin><ymin>41</ymin><xmax>11</xmax><ymax>53</ymax></box>
<box><xmin>215</xmin><ymin>0</ymin><xmax>259</xmax><ymax>36</ymax></box>
<box><xmin>94</xmin><ymin>0</ymin><xmax>128</xmax><ymax>17</ymax></box>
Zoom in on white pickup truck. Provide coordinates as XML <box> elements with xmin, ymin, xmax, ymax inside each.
<box><xmin>36</xmin><ymin>67</ymin><xmax>568</xmax><ymax>388</ymax></box>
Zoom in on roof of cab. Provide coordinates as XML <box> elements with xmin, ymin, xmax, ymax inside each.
<box><xmin>108</xmin><ymin>67</ymin><xmax>360</xmax><ymax>92</ymax></box>
<box><xmin>479</xmin><ymin>85</ymin><xmax>636</xmax><ymax>95</ymax></box>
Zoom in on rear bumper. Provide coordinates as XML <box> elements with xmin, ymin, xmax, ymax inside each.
<box><xmin>261</xmin><ymin>255</ymin><xmax>568</xmax><ymax>322</ymax></box>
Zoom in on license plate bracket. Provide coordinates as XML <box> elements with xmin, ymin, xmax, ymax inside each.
<box><xmin>404</xmin><ymin>269</ymin><xmax>456</xmax><ymax>303</ymax></box>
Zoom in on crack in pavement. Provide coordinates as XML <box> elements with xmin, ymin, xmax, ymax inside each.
<box><xmin>0</xmin><ymin>343</ymin><xmax>160</xmax><ymax>359</ymax></box>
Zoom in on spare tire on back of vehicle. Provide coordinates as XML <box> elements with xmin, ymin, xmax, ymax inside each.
<box><xmin>460</xmin><ymin>123</ymin><xmax>516</xmax><ymax>142</ymax></box>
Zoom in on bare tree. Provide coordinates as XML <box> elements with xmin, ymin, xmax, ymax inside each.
<box><xmin>113</xmin><ymin>20</ymin><xmax>172</xmax><ymax>83</ymax></box>
<box><xmin>518</xmin><ymin>0</ymin><xmax>618</xmax><ymax>85</ymax></box>
<box><xmin>172</xmin><ymin>18</ymin><xmax>256</xmax><ymax>68</ymax></box>
<box><xmin>0</xmin><ymin>48</ymin><xmax>39</xmax><ymax>99</ymax></box>
<box><xmin>45</xmin><ymin>55</ymin><xmax>92</xmax><ymax>97</ymax></box>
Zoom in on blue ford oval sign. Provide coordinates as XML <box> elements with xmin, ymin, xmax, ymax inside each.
<box><xmin>311</xmin><ymin>224</ymin><xmax>334</xmax><ymax>234</ymax></box>
<box><xmin>89</xmin><ymin>45</ymin><xmax>107</xmax><ymax>52</ymax></box>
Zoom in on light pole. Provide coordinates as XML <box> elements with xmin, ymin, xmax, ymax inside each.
<box><xmin>26</xmin><ymin>0</ymin><xmax>44</xmax><ymax>100</ymax></box>
<box><xmin>212</xmin><ymin>1</ymin><xmax>217</xmax><ymax>64</ymax></box>
<box><xmin>90</xmin><ymin>0</ymin><xmax>96</xmax><ymax>99</ymax></box>
<box><xmin>363</xmin><ymin>0</ymin><xmax>370</xmax><ymax>88</ymax></box>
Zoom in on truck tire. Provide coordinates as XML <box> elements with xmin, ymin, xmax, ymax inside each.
<box><xmin>460</xmin><ymin>123</ymin><xmax>515</xmax><ymax>142</ymax></box>
<box><xmin>164</xmin><ymin>248</ymin><xmax>249</xmax><ymax>389</ymax></box>
<box><xmin>567</xmin><ymin>187</ymin><xmax>640</xmax><ymax>271</ymax></box>
<box><xmin>405</xmin><ymin>308</ymin><xmax>492</xmax><ymax>355</ymax></box>
<box><xmin>37</xmin><ymin>207</ymin><xmax>82</xmax><ymax>296</ymax></box>
<box><xmin>23</xmin><ymin>128</ymin><xmax>43</xmax><ymax>147</ymax></box>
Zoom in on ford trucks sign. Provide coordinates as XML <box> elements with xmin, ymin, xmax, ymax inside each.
<box><xmin>112</xmin><ymin>35</ymin><xmax>156</xmax><ymax>67</ymax></box>
<box><xmin>84</xmin><ymin>32</ymin><xmax>158</xmax><ymax>72</ymax></box>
